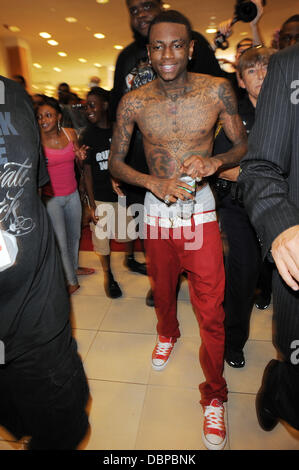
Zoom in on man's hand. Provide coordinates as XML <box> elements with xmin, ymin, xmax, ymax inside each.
<box><xmin>181</xmin><ymin>155</ymin><xmax>222</xmax><ymax>178</ymax></box>
<box><xmin>90</xmin><ymin>207</ymin><xmax>99</xmax><ymax>225</ymax></box>
<box><xmin>218</xmin><ymin>18</ymin><xmax>233</xmax><ymax>38</ymax></box>
<box><xmin>148</xmin><ymin>175</ymin><xmax>194</xmax><ymax>204</ymax></box>
<box><xmin>217</xmin><ymin>166</ymin><xmax>240</xmax><ymax>181</ymax></box>
<box><xmin>271</xmin><ymin>225</ymin><xmax>299</xmax><ymax>291</ymax></box>
<box><xmin>74</xmin><ymin>144</ymin><xmax>89</xmax><ymax>161</ymax></box>
<box><xmin>111</xmin><ymin>177</ymin><xmax>125</xmax><ymax>197</ymax></box>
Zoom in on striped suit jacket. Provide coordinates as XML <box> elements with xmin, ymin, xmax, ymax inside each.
<box><xmin>238</xmin><ymin>43</ymin><xmax>299</xmax><ymax>259</ymax></box>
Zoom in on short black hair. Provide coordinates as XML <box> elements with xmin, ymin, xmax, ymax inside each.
<box><xmin>281</xmin><ymin>15</ymin><xmax>299</xmax><ymax>28</ymax></box>
<box><xmin>37</xmin><ymin>96</ymin><xmax>62</xmax><ymax>114</ymax></box>
<box><xmin>87</xmin><ymin>87</ymin><xmax>110</xmax><ymax>103</ymax></box>
<box><xmin>126</xmin><ymin>0</ymin><xmax>162</xmax><ymax>5</ymax></box>
<box><xmin>148</xmin><ymin>10</ymin><xmax>192</xmax><ymax>42</ymax></box>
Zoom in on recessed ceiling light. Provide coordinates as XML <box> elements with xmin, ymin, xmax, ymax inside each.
<box><xmin>8</xmin><ymin>25</ymin><xmax>21</xmax><ymax>32</ymax></box>
<box><xmin>78</xmin><ymin>58</ymin><xmax>87</xmax><ymax>63</ymax></box>
<box><xmin>96</xmin><ymin>0</ymin><xmax>109</xmax><ymax>4</ymax></box>
<box><xmin>94</xmin><ymin>33</ymin><xmax>105</xmax><ymax>39</ymax></box>
<box><xmin>33</xmin><ymin>63</ymin><xmax>42</xmax><ymax>69</ymax></box>
<box><xmin>65</xmin><ymin>17</ymin><xmax>78</xmax><ymax>23</ymax></box>
<box><xmin>47</xmin><ymin>39</ymin><xmax>59</xmax><ymax>46</ymax></box>
<box><xmin>240</xmin><ymin>32</ymin><xmax>249</xmax><ymax>36</ymax></box>
<box><xmin>58</xmin><ymin>51</ymin><xmax>67</xmax><ymax>57</ymax></box>
<box><xmin>53</xmin><ymin>67</ymin><xmax>62</xmax><ymax>72</ymax></box>
<box><xmin>163</xmin><ymin>3</ymin><xmax>171</xmax><ymax>9</ymax></box>
<box><xmin>114</xmin><ymin>45</ymin><xmax>123</xmax><ymax>50</ymax></box>
<box><xmin>206</xmin><ymin>28</ymin><xmax>217</xmax><ymax>34</ymax></box>
<box><xmin>39</xmin><ymin>32</ymin><xmax>52</xmax><ymax>39</ymax></box>
<box><xmin>94</xmin><ymin>63</ymin><xmax>102</xmax><ymax>68</ymax></box>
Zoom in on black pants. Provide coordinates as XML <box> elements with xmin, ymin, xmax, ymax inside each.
<box><xmin>265</xmin><ymin>271</ymin><xmax>299</xmax><ymax>430</ymax></box>
<box><xmin>0</xmin><ymin>323</ymin><xmax>90</xmax><ymax>450</ymax></box>
<box><xmin>218</xmin><ymin>194</ymin><xmax>262</xmax><ymax>352</ymax></box>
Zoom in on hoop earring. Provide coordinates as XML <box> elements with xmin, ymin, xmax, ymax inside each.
<box><xmin>58</xmin><ymin>120</ymin><xmax>61</xmax><ymax>132</ymax></box>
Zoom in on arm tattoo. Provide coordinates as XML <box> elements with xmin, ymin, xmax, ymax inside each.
<box><xmin>218</xmin><ymin>80</ymin><xmax>237</xmax><ymax>116</ymax></box>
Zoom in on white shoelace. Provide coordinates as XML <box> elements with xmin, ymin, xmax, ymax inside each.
<box><xmin>204</xmin><ymin>404</ymin><xmax>225</xmax><ymax>431</ymax></box>
<box><xmin>155</xmin><ymin>342</ymin><xmax>173</xmax><ymax>357</ymax></box>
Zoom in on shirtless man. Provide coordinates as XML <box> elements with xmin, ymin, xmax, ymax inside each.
<box><xmin>109</xmin><ymin>10</ymin><xmax>247</xmax><ymax>450</ymax></box>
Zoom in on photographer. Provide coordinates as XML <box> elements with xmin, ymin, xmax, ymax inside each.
<box><xmin>216</xmin><ymin>0</ymin><xmax>265</xmax><ymax>99</ymax></box>
<box><xmin>218</xmin><ymin>0</ymin><xmax>264</xmax><ymax>59</ymax></box>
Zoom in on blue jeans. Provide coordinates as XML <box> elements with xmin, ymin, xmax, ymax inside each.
<box><xmin>46</xmin><ymin>190</ymin><xmax>82</xmax><ymax>286</ymax></box>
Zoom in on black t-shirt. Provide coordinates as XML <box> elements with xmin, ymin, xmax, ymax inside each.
<box><xmin>0</xmin><ymin>76</ymin><xmax>70</xmax><ymax>363</ymax></box>
<box><xmin>82</xmin><ymin>125</ymin><xmax>117</xmax><ymax>202</ymax></box>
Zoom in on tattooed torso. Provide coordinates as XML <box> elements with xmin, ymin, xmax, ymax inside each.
<box><xmin>117</xmin><ymin>73</ymin><xmax>236</xmax><ymax>178</ymax></box>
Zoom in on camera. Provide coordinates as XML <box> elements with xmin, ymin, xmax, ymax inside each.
<box><xmin>235</xmin><ymin>0</ymin><xmax>266</xmax><ymax>23</ymax></box>
<box><xmin>214</xmin><ymin>0</ymin><xmax>267</xmax><ymax>50</ymax></box>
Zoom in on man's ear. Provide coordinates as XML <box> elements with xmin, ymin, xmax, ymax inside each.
<box><xmin>188</xmin><ymin>40</ymin><xmax>195</xmax><ymax>61</ymax></box>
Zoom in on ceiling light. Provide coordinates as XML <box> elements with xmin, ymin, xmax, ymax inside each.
<box><xmin>47</xmin><ymin>39</ymin><xmax>59</xmax><ymax>46</ymax></box>
<box><xmin>96</xmin><ymin>0</ymin><xmax>109</xmax><ymax>3</ymax></box>
<box><xmin>8</xmin><ymin>25</ymin><xmax>21</xmax><ymax>32</ymax></box>
<box><xmin>94</xmin><ymin>33</ymin><xmax>105</xmax><ymax>39</ymax></box>
<box><xmin>53</xmin><ymin>67</ymin><xmax>62</xmax><ymax>72</ymax></box>
<box><xmin>33</xmin><ymin>63</ymin><xmax>42</xmax><ymax>69</ymax></box>
<box><xmin>114</xmin><ymin>45</ymin><xmax>123</xmax><ymax>50</ymax></box>
<box><xmin>94</xmin><ymin>63</ymin><xmax>102</xmax><ymax>68</ymax></box>
<box><xmin>163</xmin><ymin>3</ymin><xmax>171</xmax><ymax>9</ymax></box>
<box><xmin>206</xmin><ymin>28</ymin><xmax>217</xmax><ymax>34</ymax></box>
<box><xmin>65</xmin><ymin>17</ymin><xmax>78</xmax><ymax>23</ymax></box>
<box><xmin>39</xmin><ymin>32</ymin><xmax>52</xmax><ymax>39</ymax></box>
<box><xmin>58</xmin><ymin>51</ymin><xmax>67</xmax><ymax>57</ymax></box>
<box><xmin>78</xmin><ymin>58</ymin><xmax>87</xmax><ymax>63</ymax></box>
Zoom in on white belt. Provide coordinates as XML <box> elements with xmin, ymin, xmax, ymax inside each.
<box><xmin>145</xmin><ymin>210</ymin><xmax>217</xmax><ymax>229</ymax></box>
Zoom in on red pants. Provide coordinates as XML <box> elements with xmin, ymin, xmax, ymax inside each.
<box><xmin>145</xmin><ymin>220</ymin><xmax>227</xmax><ymax>405</ymax></box>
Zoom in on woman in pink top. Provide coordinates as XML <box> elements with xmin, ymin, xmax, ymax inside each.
<box><xmin>37</xmin><ymin>97</ymin><xmax>93</xmax><ymax>294</ymax></box>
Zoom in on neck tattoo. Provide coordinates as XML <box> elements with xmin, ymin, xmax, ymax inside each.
<box><xmin>165</xmin><ymin>86</ymin><xmax>187</xmax><ymax>133</ymax></box>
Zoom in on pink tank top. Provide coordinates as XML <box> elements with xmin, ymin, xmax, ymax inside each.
<box><xmin>44</xmin><ymin>130</ymin><xmax>77</xmax><ymax>197</ymax></box>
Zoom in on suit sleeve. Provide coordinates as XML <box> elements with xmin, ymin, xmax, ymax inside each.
<box><xmin>238</xmin><ymin>52</ymin><xmax>299</xmax><ymax>258</ymax></box>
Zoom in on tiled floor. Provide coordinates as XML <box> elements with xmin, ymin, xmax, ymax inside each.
<box><xmin>1</xmin><ymin>250</ymin><xmax>299</xmax><ymax>450</ymax></box>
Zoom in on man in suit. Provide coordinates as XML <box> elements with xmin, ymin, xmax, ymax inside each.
<box><xmin>238</xmin><ymin>42</ymin><xmax>299</xmax><ymax>431</ymax></box>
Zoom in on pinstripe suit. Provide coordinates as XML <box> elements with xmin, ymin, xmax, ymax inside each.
<box><xmin>238</xmin><ymin>43</ymin><xmax>299</xmax><ymax>430</ymax></box>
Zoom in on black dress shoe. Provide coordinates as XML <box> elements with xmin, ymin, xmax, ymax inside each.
<box><xmin>256</xmin><ymin>359</ymin><xmax>279</xmax><ymax>431</ymax></box>
<box><xmin>126</xmin><ymin>256</ymin><xmax>147</xmax><ymax>276</ymax></box>
<box><xmin>225</xmin><ymin>349</ymin><xmax>245</xmax><ymax>368</ymax></box>
<box><xmin>105</xmin><ymin>274</ymin><xmax>122</xmax><ymax>299</ymax></box>
<box><xmin>255</xmin><ymin>293</ymin><xmax>271</xmax><ymax>310</ymax></box>
<box><xmin>146</xmin><ymin>289</ymin><xmax>155</xmax><ymax>307</ymax></box>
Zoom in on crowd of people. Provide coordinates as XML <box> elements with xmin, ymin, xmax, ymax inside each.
<box><xmin>1</xmin><ymin>0</ymin><xmax>299</xmax><ymax>451</ymax></box>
